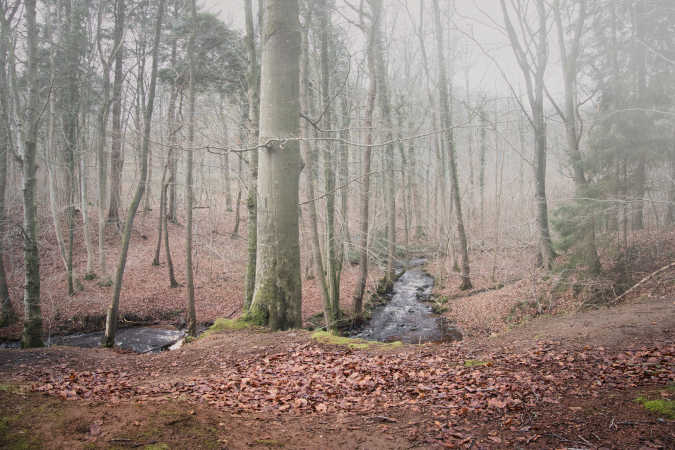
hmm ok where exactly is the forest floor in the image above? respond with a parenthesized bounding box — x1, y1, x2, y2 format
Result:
(0, 209, 674, 448)
(0, 292, 673, 449)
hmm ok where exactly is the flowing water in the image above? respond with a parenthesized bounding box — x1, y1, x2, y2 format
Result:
(0, 326, 186, 353)
(354, 260, 462, 344)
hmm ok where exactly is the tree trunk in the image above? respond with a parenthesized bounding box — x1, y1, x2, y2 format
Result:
(61, 0, 83, 296)
(299, 2, 330, 328)
(108, 0, 125, 229)
(373, 0, 396, 287)
(432, 0, 472, 290)
(95, 0, 113, 280)
(319, 0, 341, 331)
(184, 0, 197, 337)
(248, 0, 303, 330)
(553, 0, 600, 273)
(153, 161, 168, 266)
(0, 7, 16, 327)
(21, 0, 42, 348)
(243, 0, 259, 312)
(162, 174, 178, 288)
(353, 0, 380, 317)
(339, 97, 351, 247)
(103, 0, 164, 347)
(232, 154, 243, 235)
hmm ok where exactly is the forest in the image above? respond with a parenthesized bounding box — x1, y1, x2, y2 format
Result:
(0, 0, 673, 448)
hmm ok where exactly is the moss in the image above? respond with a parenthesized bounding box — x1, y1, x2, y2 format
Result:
(635, 397, 675, 419)
(463, 359, 492, 368)
(0, 384, 21, 394)
(311, 331, 402, 350)
(143, 444, 169, 450)
(199, 318, 258, 339)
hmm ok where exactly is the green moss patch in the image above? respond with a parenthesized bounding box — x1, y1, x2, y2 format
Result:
(463, 359, 492, 368)
(199, 318, 258, 339)
(635, 396, 675, 419)
(311, 331, 402, 350)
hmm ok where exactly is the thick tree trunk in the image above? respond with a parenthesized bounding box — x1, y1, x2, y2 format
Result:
(108, 0, 125, 229)
(243, 0, 259, 312)
(0, 10, 15, 326)
(103, 0, 164, 347)
(432, 0, 472, 290)
(21, 0, 42, 348)
(248, 0, 303, 330)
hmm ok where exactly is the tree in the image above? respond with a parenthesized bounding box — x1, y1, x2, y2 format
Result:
(352, 0, 380, 317)
(549, 0, 601, 273)
(103, 0, 165, 347)
(108, 0, 126, 229)
(372, 0, 396, 287)
(0, 0, 18, 328)
(242, 0, 259, 312)
(500, 0, 557, 269)
(431, 0, 472, 290)
(247, 0, 303, 330)
(21, 0, 42, 348)
(185, 0, 197, 338)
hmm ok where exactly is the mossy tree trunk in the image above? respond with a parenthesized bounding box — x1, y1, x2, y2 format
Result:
(21, 0, 42, 348)
(0, 4, 16, 327)
(247, 0, 303, 330)
(103, 0, 164, 347)
(243, 0, 259, 313)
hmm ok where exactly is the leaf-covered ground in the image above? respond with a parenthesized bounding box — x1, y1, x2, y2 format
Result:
(1, 295, 673, 449)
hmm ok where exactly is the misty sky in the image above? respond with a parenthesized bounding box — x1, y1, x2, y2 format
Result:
(201, 0, 565, 97)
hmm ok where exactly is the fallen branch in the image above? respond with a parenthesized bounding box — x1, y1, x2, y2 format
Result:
(611, 261, 675, 305)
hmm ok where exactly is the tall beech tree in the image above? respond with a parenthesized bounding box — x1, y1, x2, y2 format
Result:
(21, 0, 42, 348)
(247, 0, 303, 330)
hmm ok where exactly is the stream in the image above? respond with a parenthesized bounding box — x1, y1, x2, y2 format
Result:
(354, 259, 462, 344)
(0, 326, 187, 353)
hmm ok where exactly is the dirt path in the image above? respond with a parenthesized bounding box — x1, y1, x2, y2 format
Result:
(1, 296, 673, 449)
